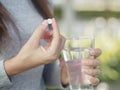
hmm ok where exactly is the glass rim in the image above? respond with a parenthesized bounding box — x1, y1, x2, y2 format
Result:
(66, 35, 95, 40)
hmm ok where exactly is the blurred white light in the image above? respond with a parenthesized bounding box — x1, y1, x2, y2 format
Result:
(94, 17, 106, 30)
(96, 82, 109, 90)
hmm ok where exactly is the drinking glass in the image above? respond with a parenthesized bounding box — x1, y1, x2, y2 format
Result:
(62, 36, 95, 90)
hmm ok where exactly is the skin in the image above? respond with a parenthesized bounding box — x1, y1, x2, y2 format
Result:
(60, 48, 102, 86)
(4, 18, 64, 75)
(4, 18, 101, 86)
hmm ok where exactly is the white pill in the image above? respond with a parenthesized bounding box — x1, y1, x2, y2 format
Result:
(47, 18, 52, 24)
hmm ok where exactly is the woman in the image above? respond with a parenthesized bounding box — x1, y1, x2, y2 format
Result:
(0, 0, 101, 90)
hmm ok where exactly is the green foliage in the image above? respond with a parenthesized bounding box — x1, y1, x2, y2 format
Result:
(95, 31, 120, 83)
(54, 7, 62, 19)
(76, 11, 120, 19)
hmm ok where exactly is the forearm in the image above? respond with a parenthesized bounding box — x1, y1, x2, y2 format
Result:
(4, 55, 40, 77)
(4, 56, 26, 76)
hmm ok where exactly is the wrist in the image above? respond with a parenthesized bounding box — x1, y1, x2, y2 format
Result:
(4, 56, 23, 76)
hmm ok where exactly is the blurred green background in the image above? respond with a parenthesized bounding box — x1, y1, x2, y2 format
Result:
(48, 0, 120, 90)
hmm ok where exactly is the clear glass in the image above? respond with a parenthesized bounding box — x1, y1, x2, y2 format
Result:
(62, 36, 95, 90)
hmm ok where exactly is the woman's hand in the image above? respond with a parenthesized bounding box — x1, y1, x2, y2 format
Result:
(5, 18, 65, 76)
(82, 48, 101, 85)
(60, 48, 101, 86)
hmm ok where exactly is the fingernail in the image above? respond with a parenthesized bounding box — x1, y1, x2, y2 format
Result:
(90, 50, 95, 55)
(52, 18, 56, 22)
(42, 20, 48, 25)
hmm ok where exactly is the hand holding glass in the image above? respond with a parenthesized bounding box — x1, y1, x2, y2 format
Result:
(62, 36, 95, 90)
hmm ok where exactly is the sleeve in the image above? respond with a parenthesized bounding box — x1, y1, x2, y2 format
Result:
(43, 60, 69, 90)
(0, 60, 12, 88)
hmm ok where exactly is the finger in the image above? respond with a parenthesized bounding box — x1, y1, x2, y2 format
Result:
(83, 68, 101, 76)
(60, 57, 66, 67)
(82, 59, 101, 67)
(90, 48, 102, 58)
(58, 35, 66, 53)
(27, 20, 48, 45)
(89, 76, 100, 85)
(58, 36, 66, 59)
(50, 18, 60, 52)
(60, 35, 66, 50)
(57, 35, 63, 53)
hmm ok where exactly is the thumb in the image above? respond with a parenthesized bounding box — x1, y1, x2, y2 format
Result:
(27, 20, 48, 46)
(60, 58, 66, 68)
